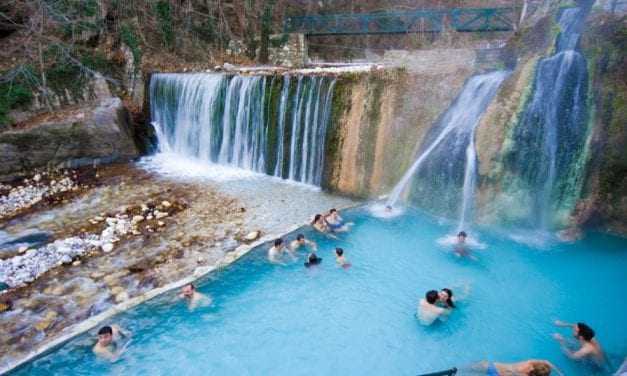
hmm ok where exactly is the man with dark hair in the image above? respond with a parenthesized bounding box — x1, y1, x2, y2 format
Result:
(417, 290, 451, 326)
(268, 238, 285, 263)
(554, 320, 605, 365)
(289, 233, 317, 254)
(93, 324, 130, 360)
(179, 283, 211, 310)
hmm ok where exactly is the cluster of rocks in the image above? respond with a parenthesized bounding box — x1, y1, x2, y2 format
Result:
(0, 236, 99, 288)
(0, 172, 78, 220)
(0, 200, 182, 289)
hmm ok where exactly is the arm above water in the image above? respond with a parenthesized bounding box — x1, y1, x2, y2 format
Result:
(112, 324, 131, 339)
(554, 320, 576, 328)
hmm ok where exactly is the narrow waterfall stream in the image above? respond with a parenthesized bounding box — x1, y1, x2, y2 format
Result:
(386, 70, 509, 228)
(504, 7, 590, 229)
(149, 73, 336, 186)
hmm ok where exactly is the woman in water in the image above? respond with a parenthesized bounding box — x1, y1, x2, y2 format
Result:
(311, 214, 336, 238)
(469, 359, 563, 375)
(438, 288, 455, 308)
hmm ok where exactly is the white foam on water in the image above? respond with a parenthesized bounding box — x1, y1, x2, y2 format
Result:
(138, 153, 264, 182)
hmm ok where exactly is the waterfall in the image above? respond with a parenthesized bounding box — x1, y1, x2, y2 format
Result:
(505, 7, 589, 229)
(386, 70, 509, 228)
(149, 73, 336, 186)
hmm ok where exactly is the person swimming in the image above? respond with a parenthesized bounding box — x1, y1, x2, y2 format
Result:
(93, 324, 131, 361)
(324, 208, 353, 232)
(469, 359, 563, 376)
(179, 283, 211, 310)
(289, 234, 317, 254)
(417, 290, 451, 326)
(268, 238, 286, 263)
(335, 247, 351, 268)
(304, 252, 322, 268)
(553, 320, 606, 367)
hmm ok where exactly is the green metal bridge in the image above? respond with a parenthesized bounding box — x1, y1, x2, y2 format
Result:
(284, 7, 518, 35)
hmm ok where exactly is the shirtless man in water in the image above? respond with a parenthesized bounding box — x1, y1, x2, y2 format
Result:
(93, 324, 131, 361)
(179, 283, 211, 310)
(417, 290, 450, 326)
(470, 359, 563, 375)
(289, 234, 317, 254)
(553, 320, 605, 366)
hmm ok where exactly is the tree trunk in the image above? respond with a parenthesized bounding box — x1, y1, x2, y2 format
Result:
(257, 0, 276, 64)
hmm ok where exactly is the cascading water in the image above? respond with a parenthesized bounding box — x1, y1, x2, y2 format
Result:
(149, 73, 336, 186)
(386, 70, 509, 229)
(503, 7, 590, 229)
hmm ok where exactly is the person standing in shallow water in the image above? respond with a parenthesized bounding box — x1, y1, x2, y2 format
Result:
(179, 283, 211, 310)
(289, 234, 317, 255)
(553, 320, 606, 367)
(454, 231, 477, 260)
(335, 247, 350, 268)
(93, 324, 131, 361)
(268, 238, 286, 263)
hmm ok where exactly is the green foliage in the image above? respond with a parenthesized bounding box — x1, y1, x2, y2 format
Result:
(270, 33, 289, 48)
(155, 0, 175, 49)
(194, 17, 216, 44)
(120, 23, 142, 69)
(0, 81, 33, 125)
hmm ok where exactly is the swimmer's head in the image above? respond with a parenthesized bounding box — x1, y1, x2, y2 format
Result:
(457, 231, 467, 243)
(439, 288, 455, 308)
(97, 326, 113, 345)
(426, 290, 439, 304)
(296, 234, 305, 243)
(529, 362, 551, 376)
(575, 322, 595, 341)
(385, 205, 392, 211)
(182, 283, 195, 298)
(308, 253, 318, 263)
(312, 214, 322, 225)
(335, 247, 344, 257)
(329, 208, 337, 213)
(274, 238, 283, 247)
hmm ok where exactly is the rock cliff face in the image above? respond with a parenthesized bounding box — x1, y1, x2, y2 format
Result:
(320, 3, 626, 235)
(0, 97, 138, 181)
(322, 49, 478, 197)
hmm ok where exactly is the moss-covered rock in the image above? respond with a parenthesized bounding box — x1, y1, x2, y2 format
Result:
(575, 12, 627, 235)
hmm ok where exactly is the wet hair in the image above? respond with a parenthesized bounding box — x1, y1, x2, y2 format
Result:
(98, 326, 113, 336)
(187, 283, 196, 291)
(305, 253, 322, 267)
(426, 290, 439, 304)
(329, 208, 337, 213)
(529, 362, 551, 376)
(335, 247, 344, 256)
(311, 214, 322, 225)
(457, 231, 467, 238)
(296, 234, 305, 241)
(274, 238, 283, 247)
(442, 288, 455, 308)
(576, 322, 595, 341)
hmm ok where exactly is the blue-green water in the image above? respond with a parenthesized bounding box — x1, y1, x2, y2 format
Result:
(13, 208, 627, 375)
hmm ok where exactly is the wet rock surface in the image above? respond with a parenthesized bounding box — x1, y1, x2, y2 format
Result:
(0, 96, 138, 182)
(0, 162, 355, 370)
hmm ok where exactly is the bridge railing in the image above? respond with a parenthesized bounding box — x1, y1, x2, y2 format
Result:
(284, 7, 517, 35)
